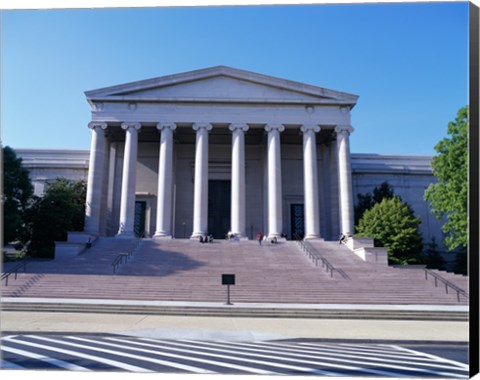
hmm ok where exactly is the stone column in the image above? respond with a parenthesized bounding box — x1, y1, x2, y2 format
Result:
(301, 124, 321, 239)
(335, 125, 355, 236)
(84, 122, 108, 235)
(191, 123, 212, 238)
(116, 122, 141, 237)
(229, 123, 249, 239)
(154, 122, 177, 238)
(265, 124, 284, 238)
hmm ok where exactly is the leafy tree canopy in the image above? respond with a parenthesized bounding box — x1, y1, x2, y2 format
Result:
(25, 178, 86, 258)
(356, 196, 424, 265)
(354, 181, 395, 227)
(424, 106, 468, 252)
(2, 146, 34, 244)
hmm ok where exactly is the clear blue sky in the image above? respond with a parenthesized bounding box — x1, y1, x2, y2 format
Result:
(1, 2, 469, 155)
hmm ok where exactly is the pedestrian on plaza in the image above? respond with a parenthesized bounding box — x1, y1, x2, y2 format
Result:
(256, 232, 263, 246)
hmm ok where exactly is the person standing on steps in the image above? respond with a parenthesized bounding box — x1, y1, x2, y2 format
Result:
(256, 232, 263, 246)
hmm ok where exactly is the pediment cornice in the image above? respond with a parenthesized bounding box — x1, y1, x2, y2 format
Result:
(85, 65, 359, 108)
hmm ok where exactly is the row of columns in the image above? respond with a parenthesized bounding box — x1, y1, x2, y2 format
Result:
(84, 122, 355, 239)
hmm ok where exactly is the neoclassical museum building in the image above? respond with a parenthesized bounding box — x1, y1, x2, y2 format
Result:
(16, 66, 444, 245)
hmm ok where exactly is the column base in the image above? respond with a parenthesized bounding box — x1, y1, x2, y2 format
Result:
(153, 232, 172, 239)
(304, 235, 322, 240)
(115, 231, 135, 238)
(190, 232, 206, 239)
(154, 235, 172, 239)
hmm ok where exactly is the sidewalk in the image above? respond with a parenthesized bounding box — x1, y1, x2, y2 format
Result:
(1, 298, 469, 342)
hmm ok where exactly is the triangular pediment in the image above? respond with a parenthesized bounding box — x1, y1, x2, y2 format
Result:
(85, 66, 358, 106)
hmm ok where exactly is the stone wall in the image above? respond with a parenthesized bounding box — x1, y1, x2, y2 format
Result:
(16, 148, 445, 247)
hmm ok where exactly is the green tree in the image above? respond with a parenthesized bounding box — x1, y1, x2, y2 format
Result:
(25, 178, 86, 258)
(424, 106, 467, 269)
(354, 181, 395, 226)
(423, 237, 446, 270)
(2, 146, 34, 244)
(356, 196, 424, 265)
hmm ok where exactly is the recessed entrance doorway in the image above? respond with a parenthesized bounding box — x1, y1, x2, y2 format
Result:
(208, 180, 231, 239)
(290, 203, 305, 240)
(134, 201, 146, 237)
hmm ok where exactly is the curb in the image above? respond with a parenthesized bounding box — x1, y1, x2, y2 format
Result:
(1, 300, 469, 321)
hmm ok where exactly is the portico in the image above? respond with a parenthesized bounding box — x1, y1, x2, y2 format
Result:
(83, 66, 358, 240)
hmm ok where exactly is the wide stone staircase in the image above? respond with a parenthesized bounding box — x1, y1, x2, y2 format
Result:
(1, 237, 469, 308)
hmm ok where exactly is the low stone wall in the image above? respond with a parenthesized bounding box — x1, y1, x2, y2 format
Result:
(345, 236, 388, 265)
(353, 247, 389, 265)
(54, 242, 85, 260)
(345, 236, 374, 251)
(54, 232, 97, 260)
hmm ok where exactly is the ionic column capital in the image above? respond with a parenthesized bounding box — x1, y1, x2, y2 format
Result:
(88, 122, 108, 130)
(334, 125, 354, 135)
(156, 122, 177, 132)
(193, 122, 213, 132)
(121, 122, 141, 131)
(265, 124, 285, 133)
(229, 123, 249, 132)
(300, 124, 321, 133)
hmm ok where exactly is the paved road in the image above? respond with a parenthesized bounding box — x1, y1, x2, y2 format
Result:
(1, 334, 469, 377)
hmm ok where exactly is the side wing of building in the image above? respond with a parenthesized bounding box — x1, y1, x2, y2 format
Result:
(15, 148, 443, 248)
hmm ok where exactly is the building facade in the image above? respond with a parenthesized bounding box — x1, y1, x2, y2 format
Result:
(15, 66, 445, 246)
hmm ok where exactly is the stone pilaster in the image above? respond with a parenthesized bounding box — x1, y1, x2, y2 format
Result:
(191, 122, 212, 238)
(229, 123, 249, 239)
(154, 122, 176, 238)
(265, 123, 285, 238)
(335, 124, 355, 236)
(84, 122, 108, 235)
(116, 122, 141, 237)
(301, 124, 321, 239)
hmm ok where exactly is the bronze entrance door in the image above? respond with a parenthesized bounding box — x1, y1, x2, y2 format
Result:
(208, 180, 231, 239)
(290, 203, 305, 240)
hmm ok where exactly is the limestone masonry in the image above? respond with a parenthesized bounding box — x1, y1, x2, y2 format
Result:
(15, 66, 444, 247)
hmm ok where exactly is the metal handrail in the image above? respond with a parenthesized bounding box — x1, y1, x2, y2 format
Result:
(424, 268, 469, 302)
(112, 235, 144, 273)
(293, 235, 345, 279)
(112, 253, 130, 273)
(1, 261, 28, 286)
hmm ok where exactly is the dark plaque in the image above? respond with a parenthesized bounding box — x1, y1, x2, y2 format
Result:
(222, 274, 235, 285)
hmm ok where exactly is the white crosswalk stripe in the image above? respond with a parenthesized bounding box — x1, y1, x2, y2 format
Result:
(1, 335, 153, 372)
(143, 338, 404, 377)
(1, 345, 91, 371)
(250, 341, 468, 371)
(26, 335, 214, 374)
(69, 335, 277, 375)
(137, 337, 344, 376)
(0, 334, 470, 377)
